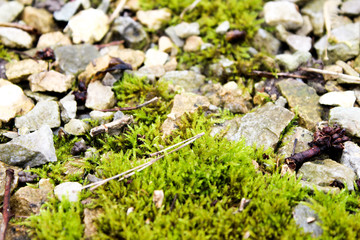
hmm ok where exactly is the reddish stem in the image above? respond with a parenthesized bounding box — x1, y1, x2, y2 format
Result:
(0, 169, 14, 240)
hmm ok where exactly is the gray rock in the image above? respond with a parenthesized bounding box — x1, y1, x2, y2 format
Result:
(0, 125, 57, 167)
(278, 127, 313, 158)
(0, 1, 24, 23)
(253, 28, 280, 55)
(340, 141, 360, 177)
(297, 159, 357, 191)
(137, 65, 166, 78)
(215, 21, 230, 34)
(97, 0, 110, 13)
(55, 44, 99, 75)
(24, 90, 57, 102)
(211, 102, 294, 150)
(314, 23, 360, 63)
(263, 1, 303, 30)
(102, 73, 118, 86)
(276, 51, 311, 72)
(286, 35, 312, 52)
(54, 182, 82, 202)
(160, 70, 205, 92)
(275, 96, 287, 107)
(301, 0, 326, 36)
(319, 91, 356, 108)
(54, 0, 82, 21)
(112, 16, 149, 49)
(85, 81, 116, 110)
(64, 119, 91, 135)
(293, 204, 323, 237)
(144, 49, 169, 67)
(15, 101, 60, 131)
(296, 15, 313, 36)
(277, 79, 322, 131)
(341, 0, 360, 15)
(174, 22, 200, 38)
(165, 26, 184, 47)
(0, 27, 33, 49)
(59, 93, 77, 123)
(329, 107, 360, 138)
(90, 110, 114, 125)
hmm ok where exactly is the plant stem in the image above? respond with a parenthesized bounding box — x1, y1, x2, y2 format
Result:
(0, 169, 14, 240)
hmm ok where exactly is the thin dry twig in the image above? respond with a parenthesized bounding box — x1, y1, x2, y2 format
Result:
(0, 22, 37, 34)
(108, 0, 127, 25)
(180, 0, 202, 19)
(251, 70, 308, 79)
(0, 169, 14, 240)
(101, 97, 159, 112)
(82, 132, 205, 190)
(90, 115, 133, 137)
(95, 40, 124, 50)
(300, 67, 360, 82)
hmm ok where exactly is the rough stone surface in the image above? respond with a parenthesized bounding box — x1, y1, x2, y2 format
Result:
(275, 51, 311, 71)
(341, 0, 360, 15)
(253, 28, 280, 55)
(0, 162, 21, 203)
(165, 26, 184, 47)
(112, 16, 148, 49)
(0, 125, 57, 167)
(293, 204, 323, 237)
(341, 141, 360, 177)
(0, 27, 33, 49)
(22, 6, 56, 33)
(136, 8, 171, 30)
(0, 79, 34, 123)
(65, 8, 109, 44)
(296, 15, 313, 36)
(159, 70, 205, 92)
(278, 127, 313, 158)
(174, 22, 200, 38)
(158, 36, 174, 53)
(319, 91, 356, 108)
(15, 101, 60, 131)
(215, 21, 230, 34)
(184, 36, 203, 52)
(106, 48, 145, 70)
(37, 31, 72, 48)
(297, 159, 357, 192)
(54, 0, 82, 21)
(24, 90, 57, 102)
(329, 107, 360, 138)
(90, 110, 114, 125)
(211, 102, 294, 150)
(54, 182, 82, 202)
(264, 1, 303, 30)
(78, 55, 113, 84)
(0, 1, 24, 23)
(5, 59, 48, 83)
(29, 70, 74, 93)
(144, 49, 168, 67)
(301, 0, 326, 36)
(55, 44, 99, 75)
(85, 81, 116, 110)
(59, 93, 77, 123)
(64, 119, 91, 135)
(277, 79, 322, 131)
(286, 35, 312, 52)
(138, 65, 166, 78)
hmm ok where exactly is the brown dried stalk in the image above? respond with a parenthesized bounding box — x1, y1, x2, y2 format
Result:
(100, 97, 159, 112)
(90, 115, 133, 137)
(300, 67, 360, 82)
(251, 70, 309, 79)
(0, 169, 14, 240)
(0, 23, 37, 34)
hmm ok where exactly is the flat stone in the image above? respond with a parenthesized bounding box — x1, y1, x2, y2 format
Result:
(215, 21, 230, 34)
(329, 107, 360, 138)
(165, 26, 184, 47)
(54, 0, 82, 21)
(275, 51, 311, 71)
(323, 65, 343, 81)
(184, 36, 203, 52)
(211, 102, 294, 150)
(54, 44, 99, 75)
(90, 110, 114, 125)
(277, 79, 321, 131)
(174, 22, 200, 38)
(286, 35, 312, 52)
(0, 79, 34, 123)
(65, 8, 109, 44)
(159, 70, 205, 92)
(293, 204, 323, 237)
(137, 65, 166, 78)
(54, 182, 82, 202)
(0, 27, 33, 49)
(278, 126, 313, 158)
(5, 59, 48, 83)
(297, 159, 357, 191)
(106, 47, 145, 70)
(158, 36, 174, 53)
(0, 162, 21, 203)
(29, 70, 74, 93)
(78, 55, 113, 84)
(37, 31, 72, 49)
(253, 28, 280, 55)
(85, 81, 116, 110)
(24, 90, 57, 102)
(319, 91, 356, 108)
(264, 1, 303, 30)
(0, 125, 57, 167)
(144, 49, 168, 67)
(0, 1, 24, 23)
(341, 141, 360, 177)
(22, 6, 56, 33)
(136, 8, 171, 30)
(341, 0, 360, 15)
(15, 101, 60, 131)
(296, 15, 313, 36)
(64, 119, 91, 135)
(301, 0, 326, 36)
(59, 93, 77, 123)
(112, 16, 148, 49)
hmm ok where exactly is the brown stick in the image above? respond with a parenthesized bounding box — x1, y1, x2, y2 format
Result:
(0, 23, 37, 34)
(100, 97, 159, 112)
(90, 115, 133, 137)
(251, 70, 308, 79)
(0, 169, 14, 240)
(95, 40, 124, 50)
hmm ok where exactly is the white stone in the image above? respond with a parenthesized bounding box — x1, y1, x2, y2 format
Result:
(64, 119, 90, 135)
(183, 36, 203, 52)
(136, 8, 171, 30)
(0, 27, 33, 49)
(329, 107, 360, 138)
(286, 35, 312, 52)
(215, 21, 230, 34)
(5, 59, 48, 83)
(174, 22, 200, 38)
(29, 70, 74, 93)
(158, 36, 173, 53)
(37, 31, 72, 48)
(0, 1, 24, 23)
(85, 81, 116, 110)
(59, 93, 77, 123)
(264, 1, 303, 30)
(54, 182, 82, 202)
(65, 8, 109, 44)
(90, 110, 114, 124)
(144, 49, 169, 67)
(341, 141, 360, 177)
(319, 91, 356, 108)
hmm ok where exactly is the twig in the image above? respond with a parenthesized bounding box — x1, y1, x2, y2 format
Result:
(299, 67, 360, 82)
(95, 40, 124, 50)
(108, 0, 127, 25)
(100, 97, 159, 112)
(0, 23, 37, 34)
(180, 0, 202, 19)
(251, 70, 308, 79)
(0, 169, 14, 240)
(81, 132, 205, 190)
(90, 115, 133, 137)
(170, 193, 178, 212)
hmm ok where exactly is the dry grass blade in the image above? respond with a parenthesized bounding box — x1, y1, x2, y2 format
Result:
(108, 0, 127, 24)
(180, 0, 202, 19)
(300, 67, 360, 82)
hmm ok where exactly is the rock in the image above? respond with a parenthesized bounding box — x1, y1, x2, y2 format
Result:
(85, 81, 116, 110)
(98, 0, 110, 12)
(10, 179, 54, 216)
(253, 28, 280, 55)
(161, 92, 210, 136)
(275, 51, 311, 71)
(263, 1, 303, 30)
(297, 159, 357, 192)
(5, 59, 47, 83)
(59, 93, 77, 123)
(37, 31, 72, 48)
(78, 55, 113, 84)
(340, 0, 360, 15)
(22, 6, 56, 33)
(112, 16, 148, 49)
(319, 91, 356, 108)
(184, 36, 203, 52)
(65, 8, 109, 44)
(340, 141, 360, 177)
(275, 24, 291, 42)
(296, 15, 313, 36)
(137, 65, 166, 78)
(211, 102, 294, 150)
(136, 8, 171, 30)
(174, 22, 200, 38)
(164, 57, 177, 72)
(159, 70, 205, 92)
(0, 79, 34, 123)
(329, 107, 360, 138)
(24, 90, 57, 102)
(54, 44, 99, 75)
(144, 49, 168, 67)
(106, 48, 145, 70)
(153, 190, 164, 208)
(28, 70, 74, 93)
(301, 0, 326, 36)
(54, 182, 82, 202)
(0, 125, 57, 167)
(0, 162, 21, 202)
(64, 119, 91, 135)
(158, 36, 174, 53)
(90, 110, 114, 125)
(323, 64, 343, 81)
(293, 204, 323, 237)
(54, 0, 82, 21)
(15, 101, 60, 131)
(215, 21, 230, 34)
(314, 23, 360, 63)
(286, 35, 312, 52)
(275, 96, 287, 107)
(165, 26, 184, 47)
(277, 79, 322, 131)
(336, 60, 359, 77)
(0, 27, 33, 49)
(102, 72, 118, 86)
(0, 1, 24, 23)
(64, 159, 85, 176)
(278, 127, 313, 158)
(84, 208, 103, 239)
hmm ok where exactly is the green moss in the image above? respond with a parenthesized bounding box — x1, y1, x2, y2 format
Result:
(0, 44, 18, 62)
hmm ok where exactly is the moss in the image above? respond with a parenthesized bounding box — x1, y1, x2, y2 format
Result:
(0, 44, 18, 62)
